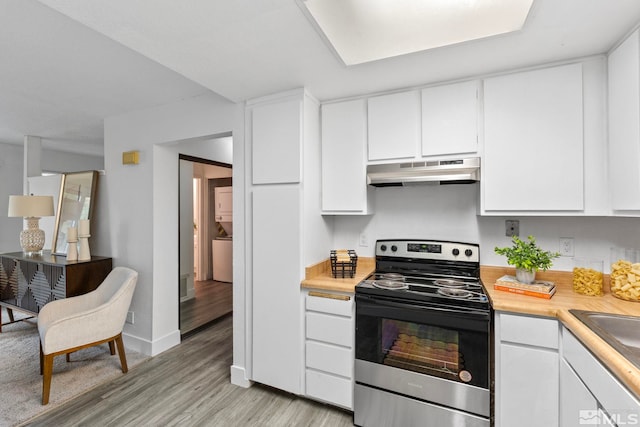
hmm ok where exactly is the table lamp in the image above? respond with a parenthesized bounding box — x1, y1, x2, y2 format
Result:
(8, 195, 55, 255)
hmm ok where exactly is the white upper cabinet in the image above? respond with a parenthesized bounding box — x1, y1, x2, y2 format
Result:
(367, 90, 421, 161)
(421, 80, 479, 157)
(482, 63, 584, 213)
(609, 29, 640, 212)
(321, 99, 373, 214)
(251, 98, 301, 184)
(214, 186, 232, 222)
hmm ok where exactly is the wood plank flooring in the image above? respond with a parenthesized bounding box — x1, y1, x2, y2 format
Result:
(180, 280, 233, 335)
(25, 315, 354, 426)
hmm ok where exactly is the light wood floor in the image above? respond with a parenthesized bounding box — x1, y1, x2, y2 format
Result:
(180, 279, 233, 335)
(25, 315, 354, 426)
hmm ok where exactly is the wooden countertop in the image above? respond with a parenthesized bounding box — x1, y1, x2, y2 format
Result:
(482, 265, 640, 399)
(301, 257, 375, 293)
(301, 261, 640, 398)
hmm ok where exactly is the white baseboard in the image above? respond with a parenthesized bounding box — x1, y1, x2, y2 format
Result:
(123, 329, 181, 357)
(230, 365, 252, 388)
(180, 288, 196, 303)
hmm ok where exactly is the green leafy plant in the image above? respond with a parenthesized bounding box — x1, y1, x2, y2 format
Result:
(494, 235, 560, 272)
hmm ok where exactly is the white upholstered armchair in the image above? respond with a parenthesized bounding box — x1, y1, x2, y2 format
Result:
(37, 266, 138, 405)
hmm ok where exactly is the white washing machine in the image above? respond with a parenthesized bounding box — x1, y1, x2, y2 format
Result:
(212, 237, 232, 282)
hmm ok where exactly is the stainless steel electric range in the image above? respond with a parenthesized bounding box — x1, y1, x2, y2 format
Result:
(354, 239, 492, 427)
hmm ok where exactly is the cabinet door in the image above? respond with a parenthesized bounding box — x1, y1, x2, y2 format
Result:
(563, 328, 640, 423)
(609, 29, 640, 211)
(560, 359, 598, 426)
(367, 90, 421, 161)
(252, 186, 302, 394)
(214, 186, 232, 221)
(498, 343, 559, 427)
(483, 63, 584, 212)
(321, 100, 372, 213)
(422, 80, 479, 157)
(252, 98, 301, 184)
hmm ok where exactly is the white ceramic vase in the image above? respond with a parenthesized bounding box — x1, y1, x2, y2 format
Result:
(516, 268, 536, 284)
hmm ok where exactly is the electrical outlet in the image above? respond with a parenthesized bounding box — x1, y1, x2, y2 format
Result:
(359, 233, 369, 247)
(559, 237, 574, 257)
(505, 220, 519, 237)
(126, 311, 134, 324)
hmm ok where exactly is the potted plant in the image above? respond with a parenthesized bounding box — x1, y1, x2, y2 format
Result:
(494, 235, 560, 284)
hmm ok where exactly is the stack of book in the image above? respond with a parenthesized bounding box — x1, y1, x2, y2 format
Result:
(494, 275, 556, 299)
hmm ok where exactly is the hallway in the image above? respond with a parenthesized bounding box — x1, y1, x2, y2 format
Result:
(180, 279, 232, 335)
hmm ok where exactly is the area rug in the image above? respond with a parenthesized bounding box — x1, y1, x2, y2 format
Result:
(0, 308, 149, 427)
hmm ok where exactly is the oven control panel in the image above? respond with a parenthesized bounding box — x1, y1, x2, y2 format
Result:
(376, 240, 479, 263)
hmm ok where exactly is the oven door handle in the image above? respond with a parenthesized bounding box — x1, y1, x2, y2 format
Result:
(356, 294, 490, 331)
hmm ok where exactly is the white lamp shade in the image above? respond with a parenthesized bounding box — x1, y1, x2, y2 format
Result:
(8, 195, 55, 218)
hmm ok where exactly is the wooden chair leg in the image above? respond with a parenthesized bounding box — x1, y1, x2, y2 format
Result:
(115, 334, 128, 373)
(42, 354, 54, 405)
(66, 353, 71, 362)
(108, 340, 116, 355)
(39, 342, 44, 375)
(7, 308, 14, 322)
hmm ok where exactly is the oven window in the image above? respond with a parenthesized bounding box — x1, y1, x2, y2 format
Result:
(356, 295, 489, 388)
(382, 319, 461, 381)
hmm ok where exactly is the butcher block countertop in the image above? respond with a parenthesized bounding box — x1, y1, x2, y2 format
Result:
(482, 265, 640, 399)
(301, 257, 375, 293)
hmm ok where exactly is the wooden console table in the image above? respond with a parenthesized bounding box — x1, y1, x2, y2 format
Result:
(0, 251, 112, 332)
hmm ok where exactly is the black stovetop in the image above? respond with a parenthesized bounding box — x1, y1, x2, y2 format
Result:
(355, 239, 490, 311)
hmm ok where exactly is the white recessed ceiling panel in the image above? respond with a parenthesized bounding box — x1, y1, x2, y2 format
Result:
(301, 0, 534, 65)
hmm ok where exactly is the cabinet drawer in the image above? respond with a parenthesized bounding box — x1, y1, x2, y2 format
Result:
(306, 369, 353, 409)
(306, 312, 353, 347)
(305, 291, 353, 317)
(306, 340, 353, 378)
(563, 328, 640, 416)
(499, 312, 559, 349)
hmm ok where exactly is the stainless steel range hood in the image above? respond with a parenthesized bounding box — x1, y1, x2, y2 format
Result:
(367, 157, 480, 187)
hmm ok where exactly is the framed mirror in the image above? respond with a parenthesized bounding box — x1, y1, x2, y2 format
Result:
(52, 171, 99, 255)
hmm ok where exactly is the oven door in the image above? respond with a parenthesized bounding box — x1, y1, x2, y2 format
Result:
(355, 293, 491, 418)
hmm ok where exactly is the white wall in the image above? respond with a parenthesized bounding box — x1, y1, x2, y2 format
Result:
(0, 143, 25, 252)
(479, 216, 640, 273)
(42, 149, 104, 173)
(332, 184, 640, 274)
(101, 92, 242, 359)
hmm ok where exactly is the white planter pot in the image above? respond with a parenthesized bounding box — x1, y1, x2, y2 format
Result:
(516, 268, 536, 284)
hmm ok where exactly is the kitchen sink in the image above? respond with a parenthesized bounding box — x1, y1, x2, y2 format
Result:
(570, 309, 640, 369)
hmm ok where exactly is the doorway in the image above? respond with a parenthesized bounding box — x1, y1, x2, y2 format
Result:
(179, 154, 233, 336)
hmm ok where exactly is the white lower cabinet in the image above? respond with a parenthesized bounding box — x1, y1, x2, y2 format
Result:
(562, 327, 640, 426)
(560, 358, 598, 426)
(303, 290, 354, 410)
(495, 312, 559, 427)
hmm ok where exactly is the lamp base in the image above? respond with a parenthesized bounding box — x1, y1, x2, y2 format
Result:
(20, 217, 45, 256)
